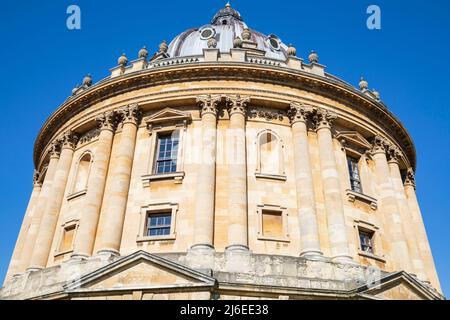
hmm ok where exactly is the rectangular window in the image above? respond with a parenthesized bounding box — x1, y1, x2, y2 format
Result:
(359, 229, 375, 254)
(262, 210, 283, 238)
(59, 225, 76, 253)
(347, 156, 363, 193)
(155, 132, 179, 174)
(146, 212, 172, 237)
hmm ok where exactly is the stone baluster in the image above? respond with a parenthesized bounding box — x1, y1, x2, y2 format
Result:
(28, 131, 78, 271)
(71, 111, 118, 259)
(404, 169, 442, 291)
(371, 135, 412, 272)
(191, 95, 221, 253)
(288, 103, 324, 260)
(314, 108, 354, 264)
(225, 95, 250, 253)
(96, 104, 141, 256)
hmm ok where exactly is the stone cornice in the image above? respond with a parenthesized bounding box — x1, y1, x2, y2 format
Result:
(33, 62, 417, 169)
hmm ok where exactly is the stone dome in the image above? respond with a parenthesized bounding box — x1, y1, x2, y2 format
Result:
(167, 3, 289, 60)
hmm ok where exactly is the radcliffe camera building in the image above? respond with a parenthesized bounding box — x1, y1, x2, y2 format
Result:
(1, 4, 443, 300)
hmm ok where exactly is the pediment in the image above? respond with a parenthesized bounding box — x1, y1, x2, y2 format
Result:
(64, 251, 216, 293)
(145, 108, 192, 125)
(336, 131, 372, 151)
(357, 271, 443, 300)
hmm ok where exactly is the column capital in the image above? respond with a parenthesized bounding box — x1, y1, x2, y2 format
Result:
(118, 104, 141, 126)
(287, 102, 314, 124)
(49, 140, 61, 159)
(61, 130, 79, 150)
(96, 111, 118, 132)
(33, 170, 42, 188)
(226, 94, 251, 117)
(404, 167, 416, 188)
(387, 145, 401, 164)
(370, 134, 389, 155)
(313, 107, 337, 131)
(197, 94, 222, 117)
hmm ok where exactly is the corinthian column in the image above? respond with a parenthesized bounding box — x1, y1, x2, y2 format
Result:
(72, 111, 118, 259)
(20, 143, 60, 271)
(314, 108, 353, 264)
(191, 95, 221, 252)
(225, 95, 250, 253)
(371, 135, 412, 272)
(387, 147, 426, 279)
(288, 103, 323, 260)
(5, 171, 42, 279)
(28, 131, 78, 271)
(404, 169, 441, 291)
(97, 104, 141, 256)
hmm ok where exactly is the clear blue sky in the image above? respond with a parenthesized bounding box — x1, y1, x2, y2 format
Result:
(0, 0, 449, 296)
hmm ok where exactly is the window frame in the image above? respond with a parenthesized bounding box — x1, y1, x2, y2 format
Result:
(347, 155, 363, 194)
(255, 129, 286, 181)
(353, 220, 385, 263)
(256, 204, 290, 242)
(54, 219, 79, 257)
(137, 203, 178, 242)
(153, 131, 180, 175)
(68, 151, 93, 200)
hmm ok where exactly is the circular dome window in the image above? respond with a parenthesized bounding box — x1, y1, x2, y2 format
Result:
(267, 35, 281, 51)
(200, 27, 216, 40)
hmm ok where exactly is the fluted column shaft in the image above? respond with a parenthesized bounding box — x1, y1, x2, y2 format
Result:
(20, 151, 60, 271)
(29, 132, 78, 270)
(5, 176, 42, 279)
(226, 95, 250, 252)
(371, 136, 412, 272)
(315, 109, 353, 263)
(72, 112, 117, 258)
(387, 152, 425, 279)
(97, 105, 140, 256)
(192, 96, 220, 249)
(404, 170, 441, 291)
(288, 104, 323, 259)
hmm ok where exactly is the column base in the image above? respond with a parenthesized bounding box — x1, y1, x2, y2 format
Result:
(225, 244, 249, 252)
(332, 255, 358, 265)
(26, 267, 43, 273)
(70, 253, 90, 260)
(225, 245, 251, 273)
(96, 248, 120, 261)
(300, 250, 328, 261)
(186, 244, 215, 270)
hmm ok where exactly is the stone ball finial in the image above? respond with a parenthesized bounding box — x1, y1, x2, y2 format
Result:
(159, 40, 168, 53)
(241, 28, 251, 41)
(308, 50, 319, 63)
(359, 77, 369, 91)
(233, 37, 243, 48)
(372, 89, 380, 100)
(287, 44, 297, 57)
(82, 74, 92, 87)
(138, 46, 148, 59)
(72, 85, 79, 96)
(207, 38, 218, 48)
(118, 53, 128, 67)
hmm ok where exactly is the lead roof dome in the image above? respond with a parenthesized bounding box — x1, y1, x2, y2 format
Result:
(167, 3, 289, 60)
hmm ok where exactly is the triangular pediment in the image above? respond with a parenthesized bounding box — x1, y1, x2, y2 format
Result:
(145, 108, 192, 125)
(64, 251, 216, 293)
(336, 131, 372, 150)
(357, 271, 443, 300)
